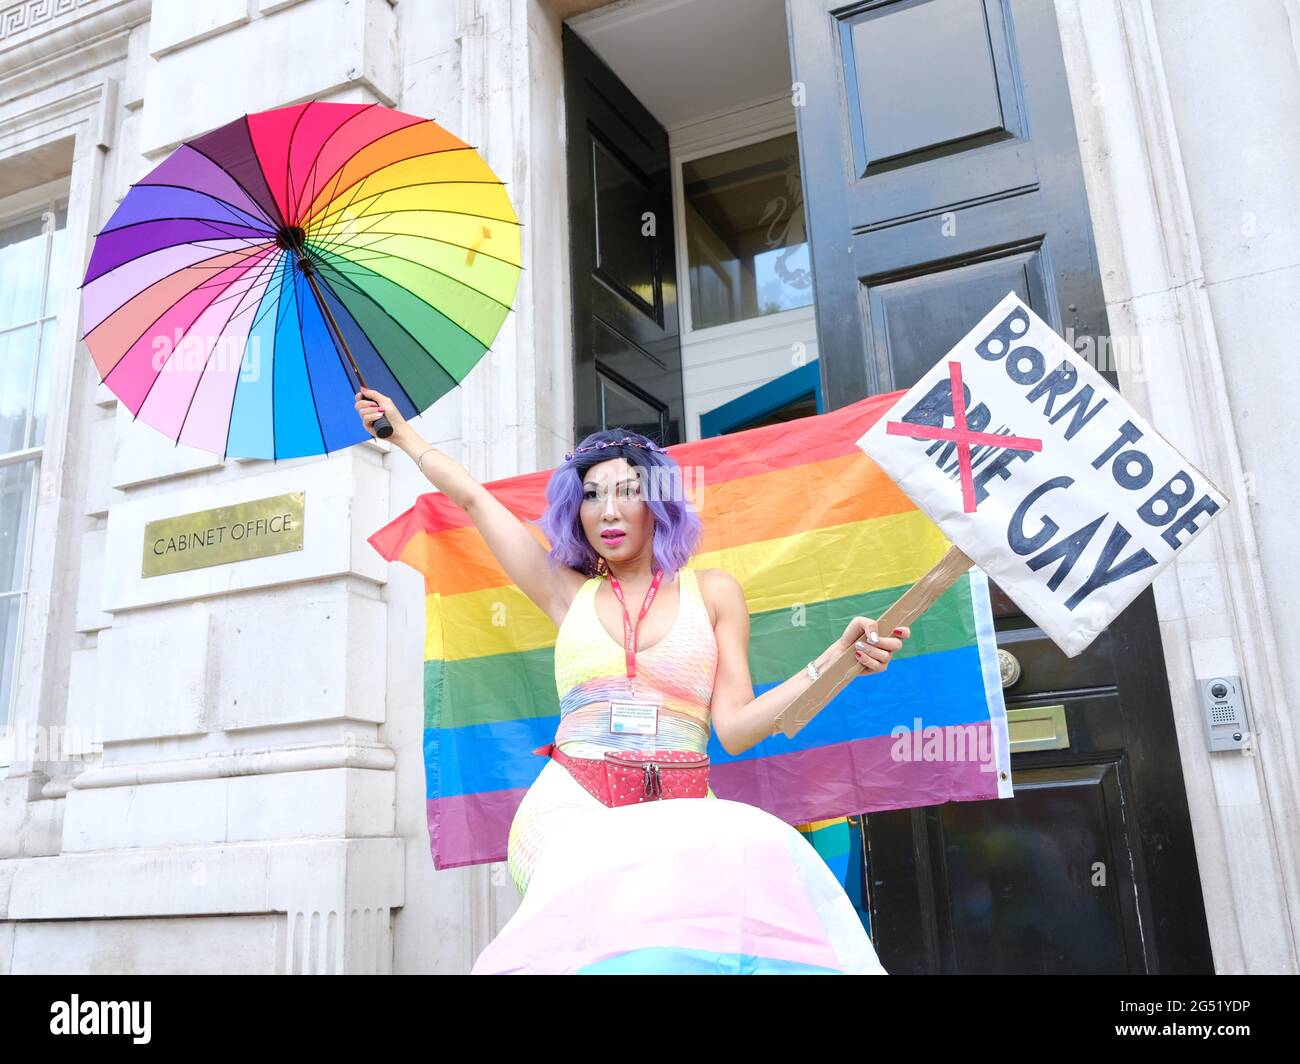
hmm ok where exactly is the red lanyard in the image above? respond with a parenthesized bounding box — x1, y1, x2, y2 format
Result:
(606, 569, 665, 686)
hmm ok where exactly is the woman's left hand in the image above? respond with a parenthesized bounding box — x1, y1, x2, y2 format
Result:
(837, 616, 910, 675)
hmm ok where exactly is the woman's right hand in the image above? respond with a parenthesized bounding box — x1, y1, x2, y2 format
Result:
(835, 615, 908, 675)
(354, 388, 409, 441)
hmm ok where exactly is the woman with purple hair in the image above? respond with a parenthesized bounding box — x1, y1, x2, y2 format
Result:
(356, 388, 907, 974)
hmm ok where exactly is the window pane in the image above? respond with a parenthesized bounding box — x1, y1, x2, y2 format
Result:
(0, 594, 20, 732)
(43, 203, 69, 316)
(32, 320, 55, 449)
(733, 393, 818, 432)
(0, 324, 37, 453)
(682, 132, 813, 330)
(0, 214, 47, 332)
(0, 461, 34, 593)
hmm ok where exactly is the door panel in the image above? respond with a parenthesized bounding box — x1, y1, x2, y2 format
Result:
(864, 247, 1050, 391)
(788, 0, 1213, 972)
(838, 0, 1030, 197)
(928, 761, 1147, 974)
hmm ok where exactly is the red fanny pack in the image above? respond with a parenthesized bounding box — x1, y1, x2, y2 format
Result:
(532, 743, 709, 807)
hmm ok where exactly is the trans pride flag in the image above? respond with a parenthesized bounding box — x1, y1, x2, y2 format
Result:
(368, 392, 1013, 870)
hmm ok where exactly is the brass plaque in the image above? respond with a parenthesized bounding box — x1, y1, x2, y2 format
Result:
(143, 492, 304, 577)
(1006, 704, 1070, 753)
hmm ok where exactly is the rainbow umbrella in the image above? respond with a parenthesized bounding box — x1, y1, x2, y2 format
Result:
(79, 101, 521, 458)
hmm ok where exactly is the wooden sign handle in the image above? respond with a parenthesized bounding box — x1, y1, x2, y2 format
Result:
(771, 545, 975, 739)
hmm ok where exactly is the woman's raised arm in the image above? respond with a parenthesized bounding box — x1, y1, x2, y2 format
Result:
(356, 388, 582, 626)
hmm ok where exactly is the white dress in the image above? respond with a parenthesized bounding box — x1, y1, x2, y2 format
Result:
(471, 567, 888, 975)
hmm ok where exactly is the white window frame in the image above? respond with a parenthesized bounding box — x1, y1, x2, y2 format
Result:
(0, 177, 69, 766)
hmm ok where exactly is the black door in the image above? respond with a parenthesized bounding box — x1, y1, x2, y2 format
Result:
(787, 0, 1213, 972)
(562, 25, 685, 446)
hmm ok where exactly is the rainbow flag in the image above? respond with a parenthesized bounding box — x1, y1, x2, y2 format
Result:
(795, 816, 873, 937)
(368, 392, 1012, 870)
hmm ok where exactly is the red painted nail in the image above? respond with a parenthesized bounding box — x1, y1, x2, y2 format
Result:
(893, 628, 904, 635)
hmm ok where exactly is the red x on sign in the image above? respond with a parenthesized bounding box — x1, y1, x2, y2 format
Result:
(884, 361, 1043, 513)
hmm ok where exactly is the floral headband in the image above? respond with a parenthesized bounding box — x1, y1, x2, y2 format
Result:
(563, 436, 668, 463)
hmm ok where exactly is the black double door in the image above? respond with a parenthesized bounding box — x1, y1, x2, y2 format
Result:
(562, 0, 1213, 973)
(787, 0, 1211, 973)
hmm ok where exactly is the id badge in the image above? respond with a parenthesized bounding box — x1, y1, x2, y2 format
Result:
(608, 698, 660, 736)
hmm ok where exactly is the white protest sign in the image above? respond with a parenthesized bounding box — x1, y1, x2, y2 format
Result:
(857, 291, 1229, 657)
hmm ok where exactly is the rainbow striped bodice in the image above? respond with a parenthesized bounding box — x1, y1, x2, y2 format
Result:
(552, 566, 718, 757)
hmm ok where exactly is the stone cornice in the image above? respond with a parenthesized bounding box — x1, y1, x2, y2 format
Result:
(0, 0, 148, 80)
(71, 740, 399, 789)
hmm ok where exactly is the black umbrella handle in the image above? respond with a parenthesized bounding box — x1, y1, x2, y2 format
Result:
(359, 386, 393, 439)
(358, 383, 393, 439)
(300, 259, 394, 440)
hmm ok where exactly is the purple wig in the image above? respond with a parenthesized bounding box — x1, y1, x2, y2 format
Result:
(536, 427, 702, 581)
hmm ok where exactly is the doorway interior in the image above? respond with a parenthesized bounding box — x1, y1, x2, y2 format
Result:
(567, 0, 821, 442)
